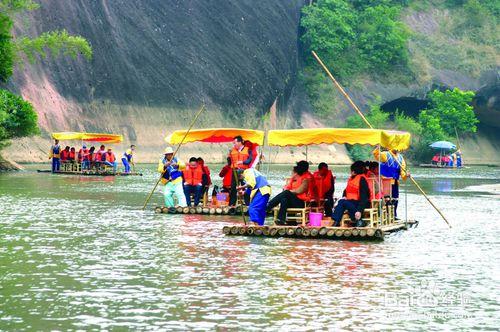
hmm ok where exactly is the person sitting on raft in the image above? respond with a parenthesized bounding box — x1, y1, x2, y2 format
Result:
(219, 157, 232, 193)
(313, 162, 336, 216)
(122, 145, 136, 173)
(94, 145, 106, 168)
(237, 168, 271, 226)
(60, 146, 70, 163)
(49, 139, 61, 173)
(267, 160, 315, 226)
(103, 148, 117, 172)
(88, 146, 96, 169)
(331, 161, 371, 227)
(366, 161, 383, 200)
(78, 145, 90, 170)
(197, 157, 211, 201)
(183, 157, 204, 206)
(159, 147, 186, 208)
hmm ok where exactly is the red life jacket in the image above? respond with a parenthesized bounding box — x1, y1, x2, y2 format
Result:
(345, 174, 369, 201)
(183, 165, 203, 185)
(78, 148, 89, 161)
(60, 150, 70, 161)
(244, 141, 259, 167)
(287, 172, 315, 202)
(220, 165, 232, 188)
(106, 152, 116, 163)
(313, 170, 334, 199)
(229, 146, 249, 169)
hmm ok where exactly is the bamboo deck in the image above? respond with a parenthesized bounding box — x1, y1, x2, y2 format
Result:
(222, 220, 417, 241)
(37, 170, 143, 176)
(154, 205, 247, 215)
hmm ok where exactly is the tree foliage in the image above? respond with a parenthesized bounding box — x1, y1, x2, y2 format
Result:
(0, 13, 14, 82)
(0, 89, 39, 145)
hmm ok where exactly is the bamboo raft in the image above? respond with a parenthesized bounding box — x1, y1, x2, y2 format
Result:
(154, 205, 248, 215)
(37, 170, 143, 176)
(222, 220, 418, 241)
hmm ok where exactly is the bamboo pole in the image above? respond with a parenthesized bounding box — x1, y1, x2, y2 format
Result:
(142, 104, 206, 210)
(233, 168, 247, 225)
(312, 51, 452, 229)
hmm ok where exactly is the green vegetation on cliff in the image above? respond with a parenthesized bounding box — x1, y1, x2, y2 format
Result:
(0, 0, 92, 149)
(300, 0, 498, 119)
(345, 87, 478, 161)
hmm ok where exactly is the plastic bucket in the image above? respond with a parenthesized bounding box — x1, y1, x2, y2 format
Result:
(309, 212, 323, 226)
(216, 193, 228, 202)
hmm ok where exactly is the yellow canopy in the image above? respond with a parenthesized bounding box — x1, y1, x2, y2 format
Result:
(166, 128, 265, 146)
(51, 132, 123, 143)
(267, 128, 411, 151)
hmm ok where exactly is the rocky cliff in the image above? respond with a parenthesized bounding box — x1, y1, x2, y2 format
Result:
(1, 0, 498, 165)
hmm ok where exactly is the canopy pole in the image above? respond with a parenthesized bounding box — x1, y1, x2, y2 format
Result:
(312, 51, 452, 228)
(377, 144, 383, 223)
(142, 104, 206, 210)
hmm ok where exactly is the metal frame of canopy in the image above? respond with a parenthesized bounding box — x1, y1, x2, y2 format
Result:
(266, 127, 412, 224)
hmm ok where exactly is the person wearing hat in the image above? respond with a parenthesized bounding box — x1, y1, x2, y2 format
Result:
(157, 147, 187, 207)
(48, 139, 61, 173)
(331, 161, 371, 227)
(373, 148, 407, 218)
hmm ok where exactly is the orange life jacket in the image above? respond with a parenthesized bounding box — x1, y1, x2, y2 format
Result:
(229, 146, 249, 169)
(183, 165, 203, 185)
(313, 170, 333, 199)
(60, 150, 70, 161)
(106, 152, 116, 163)
(345, 174, 369, 201)
(287, 172, 315, 202)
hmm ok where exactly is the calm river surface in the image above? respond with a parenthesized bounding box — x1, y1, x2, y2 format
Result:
(1, 164, 499, 331)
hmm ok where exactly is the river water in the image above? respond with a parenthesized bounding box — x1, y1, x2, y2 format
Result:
(0, 164, 499, 331)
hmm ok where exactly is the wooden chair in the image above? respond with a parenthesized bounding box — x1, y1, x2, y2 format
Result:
(272, 206, 311, 226)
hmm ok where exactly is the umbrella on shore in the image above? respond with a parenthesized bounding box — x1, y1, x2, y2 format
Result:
(429, 141, 456, 150)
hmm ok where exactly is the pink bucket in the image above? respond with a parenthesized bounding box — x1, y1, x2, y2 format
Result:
(309, 212, 323, 227)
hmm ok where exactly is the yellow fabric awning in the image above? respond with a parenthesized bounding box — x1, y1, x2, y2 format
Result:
(166, 128, 265, 146)
(267, 128, 411, 151)
(51, 132, 123, 143)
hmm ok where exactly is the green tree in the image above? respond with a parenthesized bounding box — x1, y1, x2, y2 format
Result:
(0, 89, 39, 147)
(301, 0, 358, 78)
(357, 5, 409, 73)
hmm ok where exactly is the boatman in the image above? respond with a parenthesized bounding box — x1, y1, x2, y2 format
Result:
(455, 149, 462, 168)
(237, 168, 271, 226)
(373, 148, 408, 218)
(122, 145, 136, 173)
(158, 147, 187, 208)
(228, 135, 253, 206)
(49, 139, 61, 173)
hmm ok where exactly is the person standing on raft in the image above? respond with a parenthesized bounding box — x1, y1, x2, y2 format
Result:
(158, 147, 187, 208)
(331, 161, 371, 227)
(228, 135, 253, 206)
(237, 168, 271, 226)
(122, 145, 136, 173)
(373, 148, 407, 218)
(49, 139, 61, 173)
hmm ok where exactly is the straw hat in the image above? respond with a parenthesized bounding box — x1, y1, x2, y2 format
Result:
(164, 147, 174, 154)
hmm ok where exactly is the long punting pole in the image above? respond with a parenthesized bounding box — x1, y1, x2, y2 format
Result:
(142, 104, 206, 210)
(312, 51, 452, 228)
(233, 168, 247, 225)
